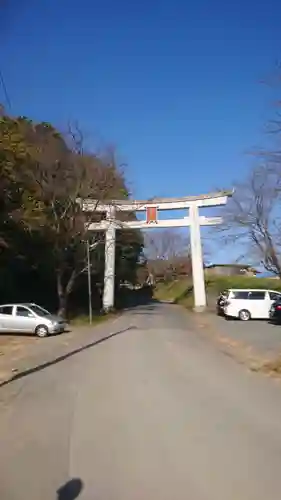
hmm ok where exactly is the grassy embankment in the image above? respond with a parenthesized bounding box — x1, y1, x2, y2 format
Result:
(154, 276, 281, 310)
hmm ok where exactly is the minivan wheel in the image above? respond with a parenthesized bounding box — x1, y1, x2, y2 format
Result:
(239, 309, 251, 321)
(35, 325, 49, 338)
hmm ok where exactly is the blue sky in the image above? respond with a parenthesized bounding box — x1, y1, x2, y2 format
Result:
(2, 0, 281, 261)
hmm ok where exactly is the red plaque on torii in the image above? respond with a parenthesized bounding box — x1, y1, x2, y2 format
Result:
(146, 206, 158, 224)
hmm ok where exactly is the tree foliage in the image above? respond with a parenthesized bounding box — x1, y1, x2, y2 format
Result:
(0, 111, 143, 315)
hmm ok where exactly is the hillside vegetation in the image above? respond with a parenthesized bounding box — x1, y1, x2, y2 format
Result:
(154, 276, 281, 310)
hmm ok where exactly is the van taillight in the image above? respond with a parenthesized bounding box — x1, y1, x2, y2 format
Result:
(276, 305, 281, 310)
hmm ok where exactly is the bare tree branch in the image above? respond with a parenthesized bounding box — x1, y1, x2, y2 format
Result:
(217, 164, 281, 276)
(144, 229, 191, 282)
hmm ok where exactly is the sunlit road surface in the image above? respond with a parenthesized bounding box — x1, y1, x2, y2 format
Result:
(1, 302, 281, 500)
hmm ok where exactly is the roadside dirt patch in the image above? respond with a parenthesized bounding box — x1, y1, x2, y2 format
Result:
(0, 335, 37, 359)
(0, 336, 39, 383)
(0, 330, 90, 385)
(0, 317, 119, 386)
(252, 356, 281, 378)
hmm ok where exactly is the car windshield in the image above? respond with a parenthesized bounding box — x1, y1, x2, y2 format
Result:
(28, 304, 51, 317)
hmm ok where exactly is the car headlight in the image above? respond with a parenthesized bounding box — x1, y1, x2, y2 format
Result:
(47, 320, 57, 327)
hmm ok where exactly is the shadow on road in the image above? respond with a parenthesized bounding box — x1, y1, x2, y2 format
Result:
(0, 326, 136, 389)
(57, 478, 83, 500)
(122, 299, 162, 313)
(115, 284, 157, 310)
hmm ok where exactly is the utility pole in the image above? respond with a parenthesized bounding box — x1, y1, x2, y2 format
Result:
(86, 240, 92, 325)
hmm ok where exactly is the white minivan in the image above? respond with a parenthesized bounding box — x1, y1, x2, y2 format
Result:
(223, 289, 281, 321)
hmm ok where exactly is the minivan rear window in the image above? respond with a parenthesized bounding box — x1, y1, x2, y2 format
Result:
(248, 291, 265, 300)
(232, 291, 249, 299)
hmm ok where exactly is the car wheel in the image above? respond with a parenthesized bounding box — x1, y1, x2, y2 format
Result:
(239, 309, 251, 321)
(35, 325, 49, 338)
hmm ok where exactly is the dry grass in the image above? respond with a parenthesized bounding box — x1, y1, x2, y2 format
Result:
(69, 313, 115, 326)
(256, 356, 281, 376)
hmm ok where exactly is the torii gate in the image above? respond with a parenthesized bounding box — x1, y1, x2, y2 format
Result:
(81, 190, 232, 312)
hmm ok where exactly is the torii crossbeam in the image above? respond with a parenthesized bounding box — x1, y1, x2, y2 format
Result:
(81, 190, 232, 312)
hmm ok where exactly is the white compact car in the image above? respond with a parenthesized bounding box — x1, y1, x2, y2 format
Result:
(223, 289, 281, 321)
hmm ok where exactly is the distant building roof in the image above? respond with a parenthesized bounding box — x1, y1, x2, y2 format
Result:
(205, 263, 259, 272)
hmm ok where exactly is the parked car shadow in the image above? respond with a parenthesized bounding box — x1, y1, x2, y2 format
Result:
(57, 478, 83, 500)
(268, 319, 281, 326)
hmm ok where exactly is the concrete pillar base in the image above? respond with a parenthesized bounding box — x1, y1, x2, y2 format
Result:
(103, 306, 114, 314)
(193, 305, 206, 313)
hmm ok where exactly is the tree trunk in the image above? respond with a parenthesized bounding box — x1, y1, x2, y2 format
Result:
(57, 271, 67, 317)
(58, 296, 67, 318)
(56, 268, 77, 318)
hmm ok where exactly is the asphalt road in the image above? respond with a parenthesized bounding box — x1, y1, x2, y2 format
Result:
(1, 302, 281, 500)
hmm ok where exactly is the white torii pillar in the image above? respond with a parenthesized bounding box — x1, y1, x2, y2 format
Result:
(189, 203, 206, 311)
(103, 206, 116, 312)
(82, 191, 232, 313)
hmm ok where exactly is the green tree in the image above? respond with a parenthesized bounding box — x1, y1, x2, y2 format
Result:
(0, 113, 143, 315)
